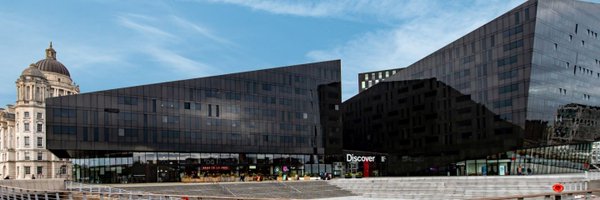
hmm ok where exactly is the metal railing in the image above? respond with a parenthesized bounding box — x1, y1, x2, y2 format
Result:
(3, 183, 279, 200)
(585, 171, 600, 181)
(0, 185, 69, 200)
(472, 188, 600, 200)
(65, 181, 146, 194)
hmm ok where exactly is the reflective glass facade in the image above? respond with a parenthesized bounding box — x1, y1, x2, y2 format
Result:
(71, 153, 330, 183)
(346, 0, 599, 175)
(46, 60, 342, 183)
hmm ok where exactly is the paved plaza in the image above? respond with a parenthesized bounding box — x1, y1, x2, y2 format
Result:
(111, 180, 356, 199)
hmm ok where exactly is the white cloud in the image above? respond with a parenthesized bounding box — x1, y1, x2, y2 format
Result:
(170, 15, 235, 46)
(208, 0, 441, 23)
(144, 46, 219, 76)
(118, 16, 175, 39)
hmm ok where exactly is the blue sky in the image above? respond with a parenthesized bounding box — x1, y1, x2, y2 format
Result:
(0, 0, 597, 105)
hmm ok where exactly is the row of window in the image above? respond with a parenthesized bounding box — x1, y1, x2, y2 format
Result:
(21, 136, 44, 148)
(21, 112, 43, 119)
(503, 39, 524, 51)
(498, 69, 519, 80)
(19, 151, 44, 161)
(20, 166, 44, 176)
(493, 99, 513, 108)
(21, 122, 44, 133)
(363, 70, 398, 81)
(70, 126, 313, 146)
(498, 83, 519, 94)
(497, 55, 518, 67)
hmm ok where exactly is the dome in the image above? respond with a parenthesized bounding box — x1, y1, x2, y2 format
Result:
(34, 42, 71, 77)
(21, 64, 46, 78)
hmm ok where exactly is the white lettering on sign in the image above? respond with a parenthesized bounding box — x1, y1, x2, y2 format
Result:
(346, 154, 376, 162)
(381, 156, 386, 162)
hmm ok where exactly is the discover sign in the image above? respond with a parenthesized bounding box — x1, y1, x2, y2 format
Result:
(346, 154, 376, 162)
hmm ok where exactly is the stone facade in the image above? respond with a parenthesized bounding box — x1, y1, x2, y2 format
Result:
(0, 43, 79, 179)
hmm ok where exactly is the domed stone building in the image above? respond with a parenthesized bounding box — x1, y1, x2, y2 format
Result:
(0, 43, 79, 179)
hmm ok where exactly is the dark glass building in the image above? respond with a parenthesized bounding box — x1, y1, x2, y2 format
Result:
(345, 0, 599, 175)
(45, 60, 342, 183)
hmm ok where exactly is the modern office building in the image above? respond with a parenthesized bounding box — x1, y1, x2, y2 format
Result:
(346, 0, 600, 175)
(36, 0, 600, 181)
(0, 43, 77, 180)
(358, 68, 402, 92)
(44, 60, 342, 183)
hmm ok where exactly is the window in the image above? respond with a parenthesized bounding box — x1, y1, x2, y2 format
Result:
(559, 88, 567, 95)
(52, 108, 76, 118)
(37, 124, 42, 132)
(151, 99, 157, 112)
(184, 102, 191, 110)
(499, 83, 519, 94)
(493, 99, 513, 108)
(503, 39, 524, 51)
(195, 103, 202, 110)
(216, 105, 220, 117)
(59, 165, 67, 175)
(37, 152, 43, 161)
(208, 104, 212, 117)
(37, 166, 43, 175)
(262, 84, 272, 91)
(24, 152, 30, 160)
(24, 123, 30, 132)
(24, 136, 30, 147)
(24, 166, 31, 175)
(24, 112, 30, 118)
(37, 137, 43, 148)
(497, 55, 518, 67)
(502, 25, 523, 37)
(118, 96, 138, 105)
(498, 69, 518, 80)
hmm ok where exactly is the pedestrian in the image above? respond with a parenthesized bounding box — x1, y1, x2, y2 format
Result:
(527, 168, 532, 175)
(32, 174, 36, 179)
